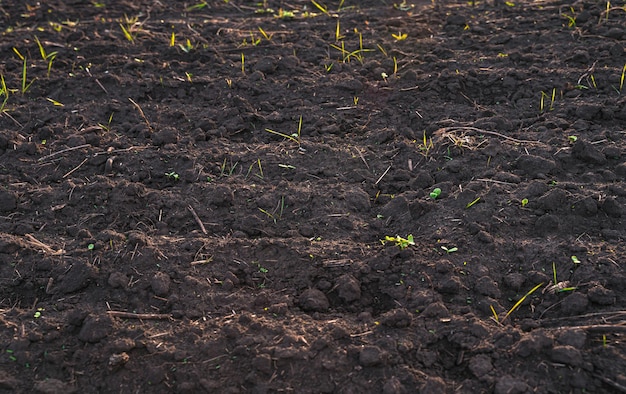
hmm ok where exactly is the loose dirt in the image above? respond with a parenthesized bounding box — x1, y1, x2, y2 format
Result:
(1, 0, 625, 392)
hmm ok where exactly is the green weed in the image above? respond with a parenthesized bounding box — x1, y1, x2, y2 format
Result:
(497, 282, 544, 324)
(441, 246, 458, 254)
(21, 58, 35, 94)
(246, 158, 264, 179)
(259, 196, 285, 223)
(540, 88, 556, 112)
(220, 158, 239, 177)
(429, 188, 441, 199)
(34, 36, 58, 77)
(381, 234, 415, 250)
(265, 115, 302, 147)
(0, 74, 9, 112)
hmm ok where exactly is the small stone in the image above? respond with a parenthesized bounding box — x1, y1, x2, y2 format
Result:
(336, 274, 361, 303)
(557, 328, 587, 349)
(380, 308, 412, 328)
(494, 376, 529, 394)
(299, 288, 329, 312)
(151, 272, 171, 296)
(561, 292, 588, 315)
(108, 352, 130, 368)
(419, 377, 447, 394)
(468, 354, 493, 379)
(572, 139, 606, 164)
(551, 345, 582, 367)
(587, 285, 616, 305)
(252, 354, 273, 374)
(78, 314, 113, 343)
(359, 345, 383, 367)
(475, 276, 501, 298)
(33, 378, 76, 394)
(382, 376, 407, 394)
(0, 190, 17, 212)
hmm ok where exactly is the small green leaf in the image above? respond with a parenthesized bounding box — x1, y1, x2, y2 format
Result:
(430, 188, 442, 199)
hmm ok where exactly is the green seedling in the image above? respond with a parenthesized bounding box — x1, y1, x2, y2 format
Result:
(259, 196, 285, 223)
(381, 234, 415, 250)
(311, 0, 330, 16)
(34, 308, 44, 318)
(276, 9, 295, 19)
(521, 198, 529, 207)
(186, 2, 208, 11)
(417, 130, 434, 157)
(179, 39, 193, 53)
(220, 158, 239, 177)
(546, 262, 576, 294)
(46, 98, 64, 106)
(620, 64, 626, 93)
(568, 135, 578, 143)
(119, 14, 142, 43)
(429, 188, 441, 199)
(561, 7, 577, 28)
(0, 74, 9, 112)
(466, 197, 480, 209)
(165, 171, 180, 180)
(490, 305, 500, 323)
(393, 56, 398, 75)
(571, 255, 580, 264)
(120, 23, 134, 42)
(170, 32, 176, 47)
(540, 88, 556, 112)
(265, 115, 302, 147)
(20, 57, 35, 94)
(6, 349, 16, 362)
(98, 113, 114, 131)
(391, 32, 407, 41)
(377, 44, 387, 57)
(34, 36, 58, 77)
(499, 282, 544, 323)
(246, 158, 264, 179)
(241, 53, 245, 74)
(335, 20, 344, 41)
(258, 26, 273, 41)
(441, 246, 458, 254)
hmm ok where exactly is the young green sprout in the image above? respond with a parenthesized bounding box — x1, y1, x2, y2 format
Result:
(391, 32, 407, 41)
(619, 64, 626, 93)
(466, 197, 480, 209)
(429, 188, 441, 199)
(258, 26, 273, 41)
(0, 74, 8, 112)
(34, 36, 58, 77)
(521, 198, 529, 207)
(441, 246, 458, 254)
(499, 282, 544, 323)
(381, 234, 415, 250)
(20, 58, 35, 94)
(265, 115, 302, 147)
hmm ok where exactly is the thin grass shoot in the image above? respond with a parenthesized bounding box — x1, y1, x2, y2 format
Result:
(501, 282, 544, 323)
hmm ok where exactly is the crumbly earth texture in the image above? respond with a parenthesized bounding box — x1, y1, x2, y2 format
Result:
(0, 0, 625, 393)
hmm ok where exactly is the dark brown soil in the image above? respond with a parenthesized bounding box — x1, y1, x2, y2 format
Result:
(1, 0, 625, 392)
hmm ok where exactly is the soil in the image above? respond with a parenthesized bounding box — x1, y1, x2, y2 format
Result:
(0, 0, 625, 392)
